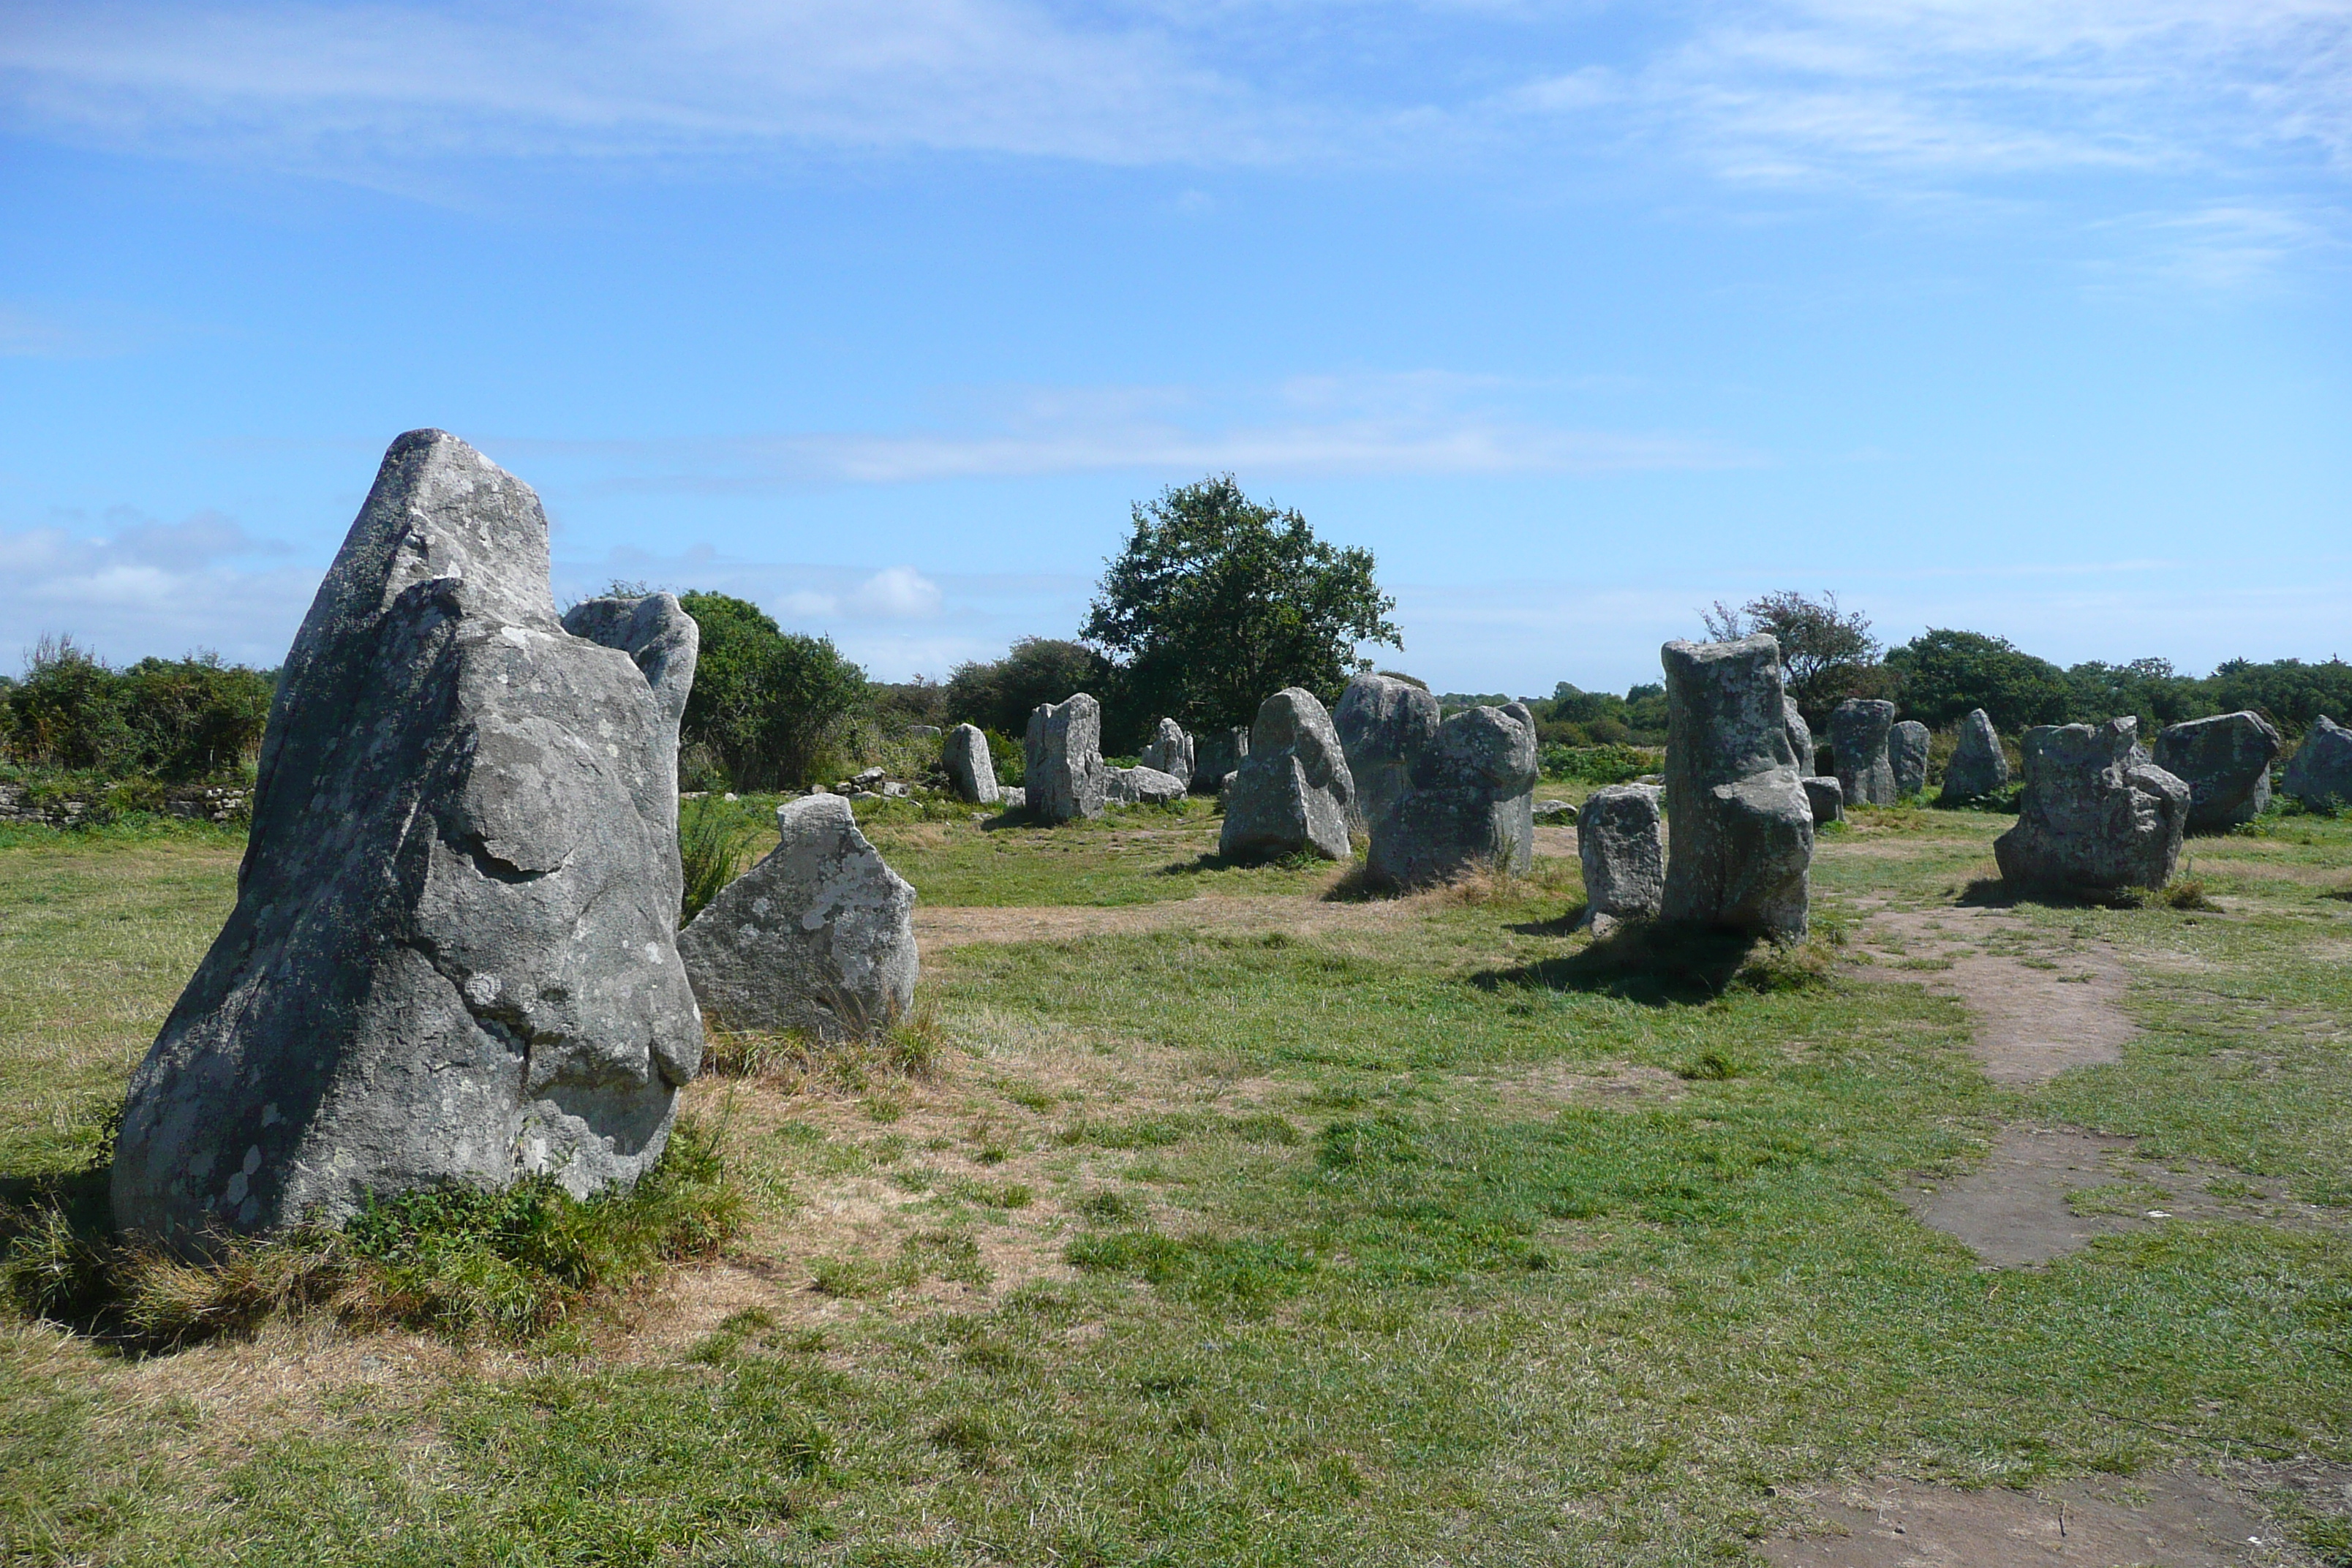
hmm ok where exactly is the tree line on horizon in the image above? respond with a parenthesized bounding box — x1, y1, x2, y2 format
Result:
(8, 503, 2349, 794)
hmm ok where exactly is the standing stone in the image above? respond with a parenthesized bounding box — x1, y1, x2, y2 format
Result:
(1784, 696, 1816, 778)
(1994, 718, 2189, 892)
(2283, 716, 2352, 811)
(1940, 709, 2009, 804)
(112, 431, 704, 1254)
(1830, 698, 1898, 807)
(2154, 711, 2282, 831)
(1890, 720, 1931, 799)
(1104, 765, 1187, 805)
(1219, 688, 1355, 863)
(1575, 783, 1664, 934)
(1659, 636, 1812, 941)
(1138, 718, 1195, 788)
(1367, 704, 1538, 889)
(1802, 775, 1844, 824)
(678, 794, 918, 1041)
(1336, 674, 1442, 835)
(942, 723, 1000, 805)
(1191, 727, 1250, 794)
(999, 786, 1027, 810)
(1024, 693, 1107, 823)
(2020, 725, 2059, 784)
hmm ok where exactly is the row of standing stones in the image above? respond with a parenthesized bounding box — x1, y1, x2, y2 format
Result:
(107, 431, 2352, 1258)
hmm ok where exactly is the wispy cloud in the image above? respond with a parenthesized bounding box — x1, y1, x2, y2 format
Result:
(502, 372, 1755, 491)
(0, 508, 311, 668)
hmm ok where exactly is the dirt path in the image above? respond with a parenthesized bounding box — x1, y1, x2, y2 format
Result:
(1858, 905, 2136, 1086)
(1764, 1466, 2337, 1567)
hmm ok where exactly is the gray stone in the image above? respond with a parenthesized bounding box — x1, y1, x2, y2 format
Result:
(1105, 765, 1187, 805)
(1802, 774, 1844, 824)
(1576, 783, 1664, 934)
(2283, 716, 2352, 811)
(1335, 674, 1441, 835)
(942, 723, 1000, 805)
(1994, 719, 2189, 892)
(1830, 698, 1897, 807)
(678, 794, 917, 1041)
(1659, 636, 1812, 941)
(1191, 726, 1250, 794)
(1366, 704, 1538, 889)
(903, 724, 941, 739)
(1138, 717, 1194, 788)
(1024, 693, 1107, 824)
(1891, 720, 1931, 798)
(1940, 709, 2009, 803)
(1000, 786, 1026, 810)
(1534, 799, 1572, 821)
(2154, 710, 2282, 830)
(881, 781, 910, 799)
(112, 431, 703, 1255)
(1783, 696, 1815, 778)
(1219, 688, 1355, 863)
(2021, 725, 2059, 783)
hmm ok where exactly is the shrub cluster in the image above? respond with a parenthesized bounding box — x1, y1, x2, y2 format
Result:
(1, 636, 272, 782)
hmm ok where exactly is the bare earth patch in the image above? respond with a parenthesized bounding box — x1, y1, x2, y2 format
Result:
(1899, 1126, 2337, 1267)
(1858, 906, 2136, 1086)
(1764, 1467, 2326, 1567)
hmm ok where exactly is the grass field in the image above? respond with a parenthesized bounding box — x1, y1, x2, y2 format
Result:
(3, 799, 2350, 1564)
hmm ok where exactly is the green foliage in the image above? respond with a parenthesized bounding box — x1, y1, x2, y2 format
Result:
(1703, 590, 1890, 722)
(676, 592, 866, 790)
(1884, 627, 2073, 733)
(678, 794, 762, 925)
(1, 636, 271, 782)
(1082, 475, 1400, 745)
(1537, 743, 1651, 785)
(1537, 682, 1668, 746)
(944, 638, 1109, 739)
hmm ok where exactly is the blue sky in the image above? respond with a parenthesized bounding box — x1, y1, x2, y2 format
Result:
(2, 1, 2348, 696)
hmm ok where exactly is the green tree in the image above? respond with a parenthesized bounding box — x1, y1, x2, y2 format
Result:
(1882, 629, 2071, 734)
(2209, 657, 2352, 736)
(1703, 590, 1890, 723)
(676, 592, 867, 790)
(943, 638, 1111, 739)
(2062, 657, 2213, 735)
(1082, 475, 1400, 744)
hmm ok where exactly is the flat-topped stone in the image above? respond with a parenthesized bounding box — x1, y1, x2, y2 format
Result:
(1659, 636, 1812, 941)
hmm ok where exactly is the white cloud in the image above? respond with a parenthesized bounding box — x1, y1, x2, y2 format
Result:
(0, 510, 313, 668)
(851, 567, 945, 619)
(503, 372, 1756, 491)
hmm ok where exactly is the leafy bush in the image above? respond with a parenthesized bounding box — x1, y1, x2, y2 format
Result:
(677, 592, 866, 791)
(1, 636, 272, 781)
(945, 638, 1111, 740)
(1539, 744, 1651, 785)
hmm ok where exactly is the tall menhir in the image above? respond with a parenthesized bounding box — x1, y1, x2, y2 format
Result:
(112, 431, 705, 1255)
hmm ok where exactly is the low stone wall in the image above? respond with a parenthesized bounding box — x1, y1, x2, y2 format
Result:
(0, 782, 252, 826)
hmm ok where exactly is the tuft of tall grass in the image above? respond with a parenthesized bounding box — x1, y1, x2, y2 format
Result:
(701, 991, 949, 1092)
(679, 795, 763, 925)
(0, 1117, 743, 1348)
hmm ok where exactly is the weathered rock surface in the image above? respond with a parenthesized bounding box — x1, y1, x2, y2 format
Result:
(1784, 696, 1816, 777)
(1335, 674, 1441, 835)
(678, 794, 918, 1041)
(1576, 783, 1664, 933)
(1024, 693, 1107, 823)
(1138, 718, 1194, 788)
(1830, 698, 1897, 807)
(999, 786, 1026, 810)
(1219, 688, 1355, 862)
(942, 723, 1000, 805)
(2283, 715, 2352, 810)
(1890, 720, 1930, 798)
(113, 431, 704, 1254)
(1534, 799, 1572, 821)
(1659, 636, 1812, 941)
(1802, 775, 1844, 824)
(1191, 727, 1249, 794)
(1995, 719, 2189, 892)
(1940, 709, 2008, 803)
(1366, 704, 1537, 889)
(1105, 765, 1187, 805)
(2153, 710, 2281, 830)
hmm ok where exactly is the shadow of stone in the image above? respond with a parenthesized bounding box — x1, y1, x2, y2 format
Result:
(1474, 919, 1763, 1006)
(1160, 852, 1239, 876)
(1505, 905, 1589, 936)
(1954, 878, 2014, 907)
